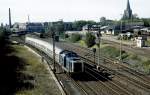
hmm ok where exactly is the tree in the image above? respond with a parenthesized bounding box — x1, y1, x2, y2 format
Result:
(70, 33, 81, 43)
(100, 17, 106, 22)
(0, 28, 7, 46)
(64, 34, 69, 39)
(1, 23, 4, 28)
(143, 19, 150, 27)
(72, 20, 87, 31)
(100, 17, 106, 26)
(85, 32, 96, 48)
(87, 20, 97, 25)
(132, 13, 139, 19)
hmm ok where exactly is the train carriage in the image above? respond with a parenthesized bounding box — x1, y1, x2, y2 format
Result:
(25, 36, 84, 74)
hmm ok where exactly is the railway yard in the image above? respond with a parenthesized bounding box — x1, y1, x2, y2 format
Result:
(11, 35, 150, 95)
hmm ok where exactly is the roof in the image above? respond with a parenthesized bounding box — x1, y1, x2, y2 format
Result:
(26, 37, 63, 54)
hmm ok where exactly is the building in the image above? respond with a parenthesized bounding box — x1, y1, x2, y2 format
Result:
(26, 23, 45, 33)
(133, 27, 150, 37)
(14, 23, 27, 30)
(141, 27, 150, 33)
(11, 23, 27, 35)
(123, 0, 133, 19)
(64, 22, 73, 31)
(11, 22, 45, 34)
(82, 25, 89, 31)
(82, 24, 101, 31)
(136, 36, 147, 47)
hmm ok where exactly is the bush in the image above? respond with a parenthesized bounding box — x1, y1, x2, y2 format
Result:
(142, 60, 150, 74)
(84, 32, 96, 48)
(129, 54, 139, 60)
(142, 60, 150, 66)
(70, 33, 81, 43)
(101, 46, 120, 58)
(0, 28, 5, 43)
(64, 34, 69, 38)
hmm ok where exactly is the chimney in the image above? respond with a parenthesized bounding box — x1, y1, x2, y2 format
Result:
(9, 8, 12, 28)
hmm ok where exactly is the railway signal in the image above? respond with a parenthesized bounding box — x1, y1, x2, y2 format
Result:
(92, 48, 96, 67)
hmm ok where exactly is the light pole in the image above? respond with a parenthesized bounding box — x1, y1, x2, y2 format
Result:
(119, 20, 122, 61)
(130, 15, 133, 48)
(96, 27, 102, 69)
(52, 28, 56, 73)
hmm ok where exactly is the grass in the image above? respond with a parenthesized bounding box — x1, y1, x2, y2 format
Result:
(64, 38, 150, 74)
(101, 46, 121, 59)
(145, 39, 150, 46)
(78, 40, 86, 47)
(10, 45, 61, 95)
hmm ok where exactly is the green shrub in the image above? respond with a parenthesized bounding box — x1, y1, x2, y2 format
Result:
(64, 34, 69, 38)
(101, 46, 120, 58)
(70, 33, 81, 43)
(122, 53, 129, 59)
(142, 60, 150, 66)
(84, 32, 96, 48)
(141, 60, 150, 74)
(129, 54, 139, 60)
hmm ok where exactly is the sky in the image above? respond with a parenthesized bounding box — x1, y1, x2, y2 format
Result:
(0, 0, 150, 24)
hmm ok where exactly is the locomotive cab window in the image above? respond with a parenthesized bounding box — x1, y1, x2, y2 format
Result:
(74, 62, 82, 72)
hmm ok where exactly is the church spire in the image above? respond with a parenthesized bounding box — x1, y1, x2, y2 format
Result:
(127, 0, 131, 10)
(122, 0, 132, 19)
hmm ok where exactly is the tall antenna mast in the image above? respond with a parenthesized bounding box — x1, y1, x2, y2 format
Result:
(28, 15, 30, 23)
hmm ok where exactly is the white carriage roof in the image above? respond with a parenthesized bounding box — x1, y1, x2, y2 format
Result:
(26, 37, 63, 54)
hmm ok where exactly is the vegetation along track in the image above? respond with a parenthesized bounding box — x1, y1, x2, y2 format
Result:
(102, 39, 150, 58)
(57, 41, 150, 94)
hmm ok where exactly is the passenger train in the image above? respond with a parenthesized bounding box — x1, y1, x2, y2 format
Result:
(25, 37, 84, 73)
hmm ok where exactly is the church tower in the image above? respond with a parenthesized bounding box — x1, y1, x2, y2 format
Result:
(122, 0, 133, 19)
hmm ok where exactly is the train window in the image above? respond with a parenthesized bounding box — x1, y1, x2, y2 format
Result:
(59, 55, 62, 64)
(69, 61, 72, 72)
(64, 56, 66, 67)
(67, 53, 78, 57)
(74, 63, 82, 72)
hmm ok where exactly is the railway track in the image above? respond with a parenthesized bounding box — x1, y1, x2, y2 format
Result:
(56, 73, 89, 95)
(84, 66, 133, 95)
(10, 38, 86, 95)
(11, 36, 150, 95)
(85, 57, 150, 95)
(102, 39, 150, 58)
(11, 37, 115, 95)
(28, 45, 89, 95)
(59, 41, 149, 75)
(31, 37, 149, 94)
(57, 41, 150, 95)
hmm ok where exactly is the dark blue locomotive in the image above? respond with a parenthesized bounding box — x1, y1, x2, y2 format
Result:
(59, 50, 84, 73)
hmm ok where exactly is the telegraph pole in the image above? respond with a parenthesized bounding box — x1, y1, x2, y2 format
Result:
(96, 26, 101, 69)
(119, 20, 122, 61)
(52, 28, 56, 73)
